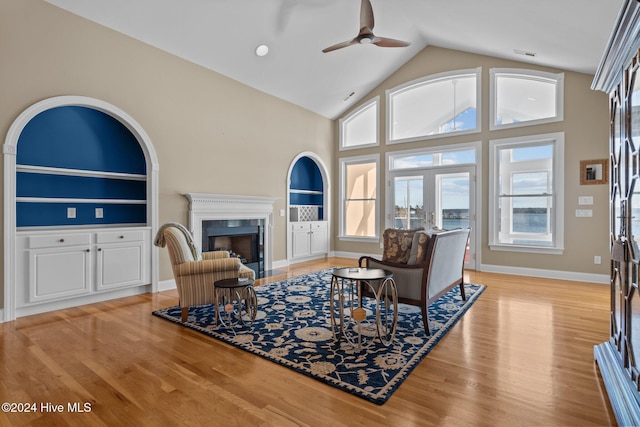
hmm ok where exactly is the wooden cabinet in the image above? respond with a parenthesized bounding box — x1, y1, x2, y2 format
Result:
(592, 1, 640, 423)
(291, 221, 328, 259)
(17, 227, 151, 310)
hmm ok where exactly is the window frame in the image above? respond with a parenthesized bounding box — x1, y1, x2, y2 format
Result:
(490, 68, 565, 131)
(489, 132, 564, 254)
(386, 67, 482, 145)
(338, 154, 380, 242)
(339, 96, 380, 151)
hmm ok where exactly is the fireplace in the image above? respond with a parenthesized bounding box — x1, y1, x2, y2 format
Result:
(184, 193, 277, 278)
(202, 220, 264, 277)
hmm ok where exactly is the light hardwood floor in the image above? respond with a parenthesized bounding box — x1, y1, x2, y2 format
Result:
(0, 257, 616, 426)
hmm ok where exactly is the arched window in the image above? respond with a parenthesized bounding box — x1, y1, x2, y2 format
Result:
(490, 68, 564, 130)
(339, 97, 379, 150)
(387, 68, 481, 144)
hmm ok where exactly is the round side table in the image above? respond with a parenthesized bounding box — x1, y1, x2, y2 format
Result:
(330, 267, 398, 350)
(213, 278, 257, 328)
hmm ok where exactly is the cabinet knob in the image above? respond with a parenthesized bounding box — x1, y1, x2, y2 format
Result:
(98, 248, 102, 252)
(59, 238, 64, 243)
(119, 235, 124, 239)
(86, 249, 90, 253)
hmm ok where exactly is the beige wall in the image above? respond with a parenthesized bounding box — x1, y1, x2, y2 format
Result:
(0, 0, 611, 312)
(0, 0, 334, 308)
(333, 46, 610, 276)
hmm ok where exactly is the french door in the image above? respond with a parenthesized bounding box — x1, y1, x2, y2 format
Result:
(389, 165, 476, 268)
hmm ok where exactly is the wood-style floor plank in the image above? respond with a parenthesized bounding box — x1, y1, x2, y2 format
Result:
(0, 258, 616, 426)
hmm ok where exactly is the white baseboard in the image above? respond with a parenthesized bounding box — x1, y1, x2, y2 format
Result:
(158, 279, 176, 292)
(332, 251, 381, 261)
(272, 259, 289, 270)
(0, 308, 5, 323)
(480, 263, 609, 284)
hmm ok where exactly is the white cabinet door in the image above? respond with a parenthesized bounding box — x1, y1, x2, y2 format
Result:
(29, 246, 92, 303)
(96, 241, 145, 291)
(310, 222, 328, 255)
(292, 228, 311, 259)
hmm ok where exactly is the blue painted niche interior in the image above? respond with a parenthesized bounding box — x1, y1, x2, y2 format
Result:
(16, 106, 147, 227)
(290, 156, 323, 217)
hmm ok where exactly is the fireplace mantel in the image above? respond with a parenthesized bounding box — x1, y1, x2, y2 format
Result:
(183, 193, 278, 271)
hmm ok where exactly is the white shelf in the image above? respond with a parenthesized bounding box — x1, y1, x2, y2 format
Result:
(289, 189, 323, 195)
(17, 197, 146, 204)
(16, 164, 147, 181)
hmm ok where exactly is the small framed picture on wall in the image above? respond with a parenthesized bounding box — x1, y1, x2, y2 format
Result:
(580, 159, 608, 185)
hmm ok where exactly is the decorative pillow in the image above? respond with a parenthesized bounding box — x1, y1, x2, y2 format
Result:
(407, 231, 430, 264)
(382, 228, 424, 263)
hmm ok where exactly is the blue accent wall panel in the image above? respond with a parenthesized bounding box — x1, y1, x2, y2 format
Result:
(290, 157, 323, 192)
(17, 203, 146, 227)
(290, 193, 323, 206)
(17, 106, 146, 174)
(17, 173, 146, 200)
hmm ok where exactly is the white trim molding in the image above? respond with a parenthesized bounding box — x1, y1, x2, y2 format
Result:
(480, 263, 608, 284)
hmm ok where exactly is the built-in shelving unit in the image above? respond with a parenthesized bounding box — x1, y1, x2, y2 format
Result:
(3, 96, 159, 322)
(287, 153, 329, 261)
(15, 105, 147, 228)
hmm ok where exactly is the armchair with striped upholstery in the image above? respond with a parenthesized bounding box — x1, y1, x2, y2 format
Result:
(154, 223, 255, 322)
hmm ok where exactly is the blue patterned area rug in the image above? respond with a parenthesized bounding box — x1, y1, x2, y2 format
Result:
(152, 268, 485, 405)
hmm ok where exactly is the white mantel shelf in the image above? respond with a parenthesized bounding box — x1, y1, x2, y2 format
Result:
(183, 193, 279, 272)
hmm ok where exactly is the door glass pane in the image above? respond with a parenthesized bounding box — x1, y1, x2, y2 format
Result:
(436, 173, 470, 230)
(394, 177, 426, 230)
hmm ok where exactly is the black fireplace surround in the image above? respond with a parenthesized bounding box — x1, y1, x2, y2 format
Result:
(201, 219, 264, 278)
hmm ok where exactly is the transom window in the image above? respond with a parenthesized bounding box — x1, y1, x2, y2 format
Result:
(339, 97, 379, 150)
(389, 147, 476, 171)
(490, 68, 564, 130)
(387, 68, 481, 144)
(489, 133, 564, 254)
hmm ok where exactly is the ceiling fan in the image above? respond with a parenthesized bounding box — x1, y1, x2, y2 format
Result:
(322, 0, 411, 53)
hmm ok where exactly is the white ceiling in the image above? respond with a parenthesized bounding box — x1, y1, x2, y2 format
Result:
(43, 0, 624, 119)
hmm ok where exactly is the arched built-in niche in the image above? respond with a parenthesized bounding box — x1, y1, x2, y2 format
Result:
(286, 152, 330, 261)
(3, 96, 159, 322)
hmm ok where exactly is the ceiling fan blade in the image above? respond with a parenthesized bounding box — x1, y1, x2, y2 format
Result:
(322, 39, 358, 53)
(360, 0, 375, 32)
(372, 37, 411, 48)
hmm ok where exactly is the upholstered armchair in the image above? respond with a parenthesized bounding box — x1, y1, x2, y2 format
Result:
(359, 227, 470, 335)
(154, 223, 255, 322)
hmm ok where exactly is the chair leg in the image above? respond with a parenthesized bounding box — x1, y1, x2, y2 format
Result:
(459, 283, 467, 301)
(181, 306, 189, 323)
(422, 306, 431, 337)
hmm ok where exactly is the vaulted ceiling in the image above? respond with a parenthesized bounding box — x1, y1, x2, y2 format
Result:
(44, 0, 624, 119)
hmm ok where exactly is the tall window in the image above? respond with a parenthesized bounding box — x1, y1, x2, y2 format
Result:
(387, 68, 481, 144)
(340, 97, 379, 150)
(489, 133, 564, 254)
(490, 68, 564, 130)
(339, 155, 379, 240)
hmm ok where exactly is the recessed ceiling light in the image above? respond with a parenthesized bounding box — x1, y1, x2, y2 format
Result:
(255, 45, 269, 57)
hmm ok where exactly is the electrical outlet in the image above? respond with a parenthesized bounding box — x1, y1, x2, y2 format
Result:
(67, 207, 76, 219)
(95, 208, 103, 218)
(578, 196, 594, 205)
(594, 256, 602, 265)
(575, 209, 593, 217)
